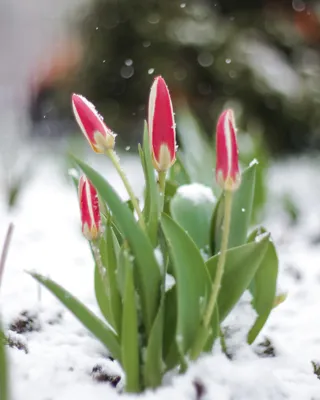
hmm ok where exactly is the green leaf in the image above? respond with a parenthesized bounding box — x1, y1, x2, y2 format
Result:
(72, 156, 161, 335)
(144, 300, 164, 388)
(138, 144, 149, 215)
(206, 237, 269, 321)
(0, 323, 9, 400)
(163, 180, 178, 216)
(125, 198, 136, 214)
(163, 286, 179, 370)
(91, 238, 114, 328)
(170, 184, 216, 250)
(94, 261, 112, 323)
(29, 272, 121, 361)
(121, 258, 140, 393)
(161, 213, 211, 354)
(168, 154, 191, 186)
(105, 224, 122, 334)
(141, 121, 160, 245)
(93, 229, 122, 335)
(117, 243, 129, 298)
(247, 228, 279, 344)
(211, 163, 256, 254)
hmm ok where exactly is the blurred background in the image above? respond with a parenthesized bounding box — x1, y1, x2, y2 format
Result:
(1, 0, 320, 214)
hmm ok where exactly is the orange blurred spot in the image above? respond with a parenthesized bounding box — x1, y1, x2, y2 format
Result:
(294, 8, 320, 43)
(30, 37, 83, 93)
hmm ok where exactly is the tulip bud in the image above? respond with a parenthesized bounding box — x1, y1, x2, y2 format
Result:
(215, 109, 241, 191)
(78, 175, 101, 240)
(148, 76, 176, 172)
(72, 94, 116, 153)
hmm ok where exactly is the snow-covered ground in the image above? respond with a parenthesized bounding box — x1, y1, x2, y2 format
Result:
(1, 149, 320, 400)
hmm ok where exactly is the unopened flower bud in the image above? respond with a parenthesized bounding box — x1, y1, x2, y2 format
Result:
(148, 76, 176, 172)
(72, 94, 115, 153)
(215, 109, 241, 191)
(78, 175, 101, 240)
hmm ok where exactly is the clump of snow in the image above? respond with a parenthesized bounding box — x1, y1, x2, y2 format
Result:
(221, 291, 257, 359)
(165, 274, 175, 291)
(254, 232, 269, 243)
(176, 183, 216, 205)
(249, 158, 259, 167)
(154, 246, 164, 274)
(200, 248, 210, 261)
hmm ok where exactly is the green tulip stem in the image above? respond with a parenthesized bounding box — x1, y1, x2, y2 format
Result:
(203, 189, 233, 328)
(106, 149, 145, 230)
(189, 189, 233, 361)
(158, 171, 166, 211)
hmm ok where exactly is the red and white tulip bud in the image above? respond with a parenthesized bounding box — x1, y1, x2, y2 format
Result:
(72, 94, 116, 153)
(215, 109, 241, 191)
(148, 76, 176, 172)
(78, 175, 101, 241)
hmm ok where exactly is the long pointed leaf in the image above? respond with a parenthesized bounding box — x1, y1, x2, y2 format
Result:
(92, 238, 114, 329)
(206, 237, 269, 321)
(161, 213, 211, 354)
(94, 261, 113, 323)
(141, 121, 160, 245)
(72, 156, 161, 335)
(168, 154, 191, 186)
(144, 300, 164, 388)
(106, 224, 122, 335)
(121, 260, 140, 393)
(29, 272, 121, 360)
(170, 184, 216, 250)
(247, 228, 279, 344)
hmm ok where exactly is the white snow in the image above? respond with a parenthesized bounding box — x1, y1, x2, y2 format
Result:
(154, 246, 164, 274)
(249, 158, 259, 167)
(1, 150, 320, 399)
(176, 183, 216, 205)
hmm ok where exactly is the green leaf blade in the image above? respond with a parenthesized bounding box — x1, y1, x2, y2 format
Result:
(206, 237, 269, 321)
(144, 300, 164, 388)
(94, 261, 113, 325)
(29, 272, 121, 361)
(141, 121, 160, 245)
(161, 213, 211, 354)
(163, 286, 179, 370)
(121, 260, 140, 393)
(247, 228, 279, 344)
(170, 184, 216, 251)
(105, 224, 122, 335)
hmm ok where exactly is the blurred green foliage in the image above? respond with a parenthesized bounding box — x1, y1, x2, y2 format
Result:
(55, 0, 320, 153)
